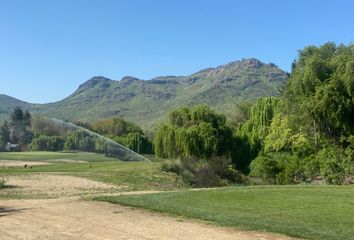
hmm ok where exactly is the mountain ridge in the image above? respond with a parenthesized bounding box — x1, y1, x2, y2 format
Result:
(0, 58, 288, 128)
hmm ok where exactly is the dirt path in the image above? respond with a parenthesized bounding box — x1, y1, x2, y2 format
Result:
(0, 174, 296, 240)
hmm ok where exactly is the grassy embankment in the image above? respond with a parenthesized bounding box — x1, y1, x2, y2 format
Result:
(95, 185, 354, 240)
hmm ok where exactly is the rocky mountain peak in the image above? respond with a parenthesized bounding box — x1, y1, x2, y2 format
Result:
(74, 76, 113, 95)
(218, 58, 265, 70)
(120, 76, 141, 85)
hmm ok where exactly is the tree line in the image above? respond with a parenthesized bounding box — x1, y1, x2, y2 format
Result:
(0, 109, 153, 155)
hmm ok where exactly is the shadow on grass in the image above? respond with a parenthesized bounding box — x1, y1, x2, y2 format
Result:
(0, 184, 17, 190)
(0, 206, 30, 217)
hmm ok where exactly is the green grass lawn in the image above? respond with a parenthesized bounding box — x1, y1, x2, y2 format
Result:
(95, 185, 354, 240)
(0, 151, 179, 191)
(0, 151, 117, 162)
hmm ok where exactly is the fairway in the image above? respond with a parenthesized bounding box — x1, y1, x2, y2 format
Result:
(96, 186, 354, 240)
(1, 151, 353, 240)
(0, 152, 292, 240)
(0, 151, 117, 162)
(0, 152, 178, 192)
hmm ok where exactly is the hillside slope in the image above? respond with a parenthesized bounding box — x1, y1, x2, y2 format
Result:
(0, 58, 287, 128)
(0, 94, 32, 121)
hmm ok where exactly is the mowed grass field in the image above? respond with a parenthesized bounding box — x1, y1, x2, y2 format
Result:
(0, 151, 116, 162)
(0, 151, 179, 192)
(95, 186, 354, 240)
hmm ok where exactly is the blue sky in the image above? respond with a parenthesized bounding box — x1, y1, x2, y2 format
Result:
(1, 0, 353, 103)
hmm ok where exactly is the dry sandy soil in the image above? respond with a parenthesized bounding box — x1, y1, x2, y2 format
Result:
(0, 159, 86, 167)
(0, 174, 296, 240)
(0, 160, 51, 167)
(2, 174, 124, 198)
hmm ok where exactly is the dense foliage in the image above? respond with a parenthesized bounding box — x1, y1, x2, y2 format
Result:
(155, 105, 233, 159)
(0, 110, 151, 157)
(90, 117, 153, 154)
(155, 105, 243, 187)
(231, 97, 280, 173)
(0, 121, 10, 150)
(157, 43, 354, 185)
(248, 42, 354, 184)
(9, 107, 33, 145)
(30, 135, 65, 151)
(0, 107, 33, 150)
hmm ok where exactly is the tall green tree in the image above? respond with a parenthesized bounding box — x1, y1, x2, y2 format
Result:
(9, 107, 32, 144)
(231, 97, 280, 173)
(155, 105, 233, 159)
(0, 121, 10, 149)
(246, 43, 354, 184)
(285, 42, 354, 141)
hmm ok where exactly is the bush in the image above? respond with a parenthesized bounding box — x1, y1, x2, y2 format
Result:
(161, 156, 246, 187)
(313, 146, 345, 184)
(251, 152, 305, 184)
(250, 154, 281, 184)
(191, 166, 225, 187)
(223, 166, 248, 184)
(160, 159, 184, 175)
(322, 160, 345, 185)
(303, 155, 322, 181)
(0, 178, 7, 189)
(344, 147, 354, 176)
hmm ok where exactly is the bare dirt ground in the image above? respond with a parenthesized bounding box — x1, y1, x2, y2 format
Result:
(0, 160, 51, 167)
(0, 159, 87, 167)
(3, 174, 124, 198)
(47, 159, 87, 163)
(0, 174, 296, 240)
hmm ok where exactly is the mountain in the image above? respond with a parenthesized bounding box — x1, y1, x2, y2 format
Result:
(0, 94, 32, 121)
(0, 58, 288, 128)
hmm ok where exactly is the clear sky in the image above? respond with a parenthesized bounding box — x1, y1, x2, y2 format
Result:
(0, 0, 353, 103)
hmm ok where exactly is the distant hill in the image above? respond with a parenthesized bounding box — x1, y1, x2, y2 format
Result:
(0, 94, 32, 121)
(0, 58, 288, 128)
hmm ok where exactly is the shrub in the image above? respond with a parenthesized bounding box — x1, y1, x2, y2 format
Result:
(250, 152, 305, 184)
(0, 178, 7, 189)
(160, 159, 184, 175)
(303, 155, 322, 181)
(161, 156, 246, 187)
(191, 166, 225, 187)
(250, 154, 281, 184)
(343, 147, 354, 176)
(322, 160, 345, 185)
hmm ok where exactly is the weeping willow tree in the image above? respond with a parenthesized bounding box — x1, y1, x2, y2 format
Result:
(238, 97, 280, 139)
(125, 132, 153, 154)
(154, 105, 233, 159)
(231, 97, 280, 173)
